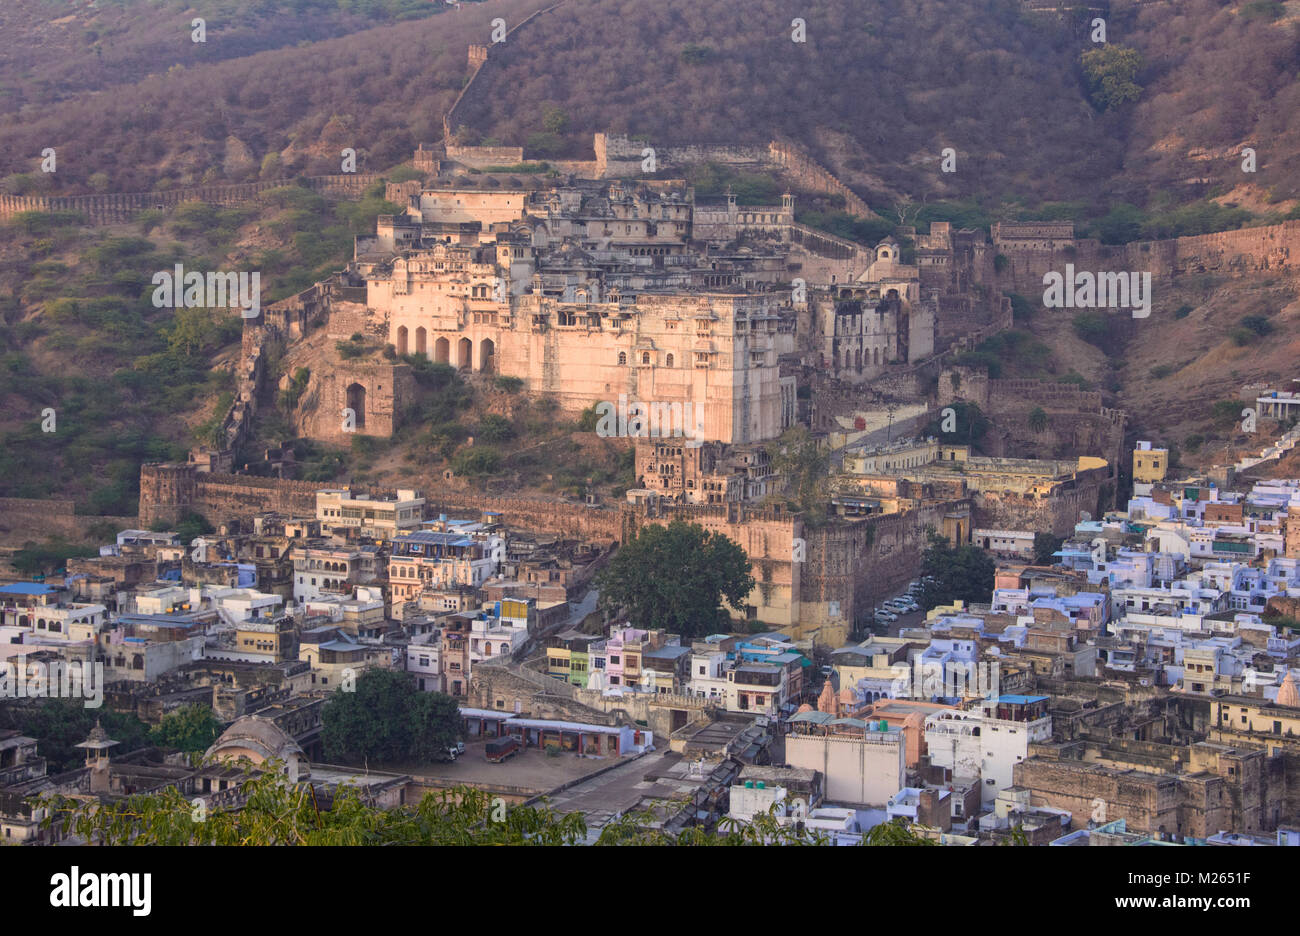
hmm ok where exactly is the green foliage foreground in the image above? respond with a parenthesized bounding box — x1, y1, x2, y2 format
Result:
(38, 766, 935, 846)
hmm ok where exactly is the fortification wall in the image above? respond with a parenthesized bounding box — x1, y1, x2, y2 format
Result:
(973, 483, 1103, 537)
(0, 173, 381, 225)
(768, 142, 870, 218)
(294, 361, 411, 444)
(802, 499, 972, 643)
(995, 220, 1300, 299)
(444, 144, 526, 168)
(385, 180, 424, 206)
(0, 498, 135, 546)
(594, 133, 768, 178)
(442, 1, 568, 141)
(138, 465, 321, 527)
(1118, 220, 1300, 277)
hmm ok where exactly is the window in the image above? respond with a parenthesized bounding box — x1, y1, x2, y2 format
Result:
(618, 352, 627, 365)
(666, 353, 674, 367)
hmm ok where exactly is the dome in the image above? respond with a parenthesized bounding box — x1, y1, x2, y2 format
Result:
(205, 715, 307, 775)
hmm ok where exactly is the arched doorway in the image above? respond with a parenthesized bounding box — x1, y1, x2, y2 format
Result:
(346, 383, 367, 428)
(457, 338, 472, 369)
(479, 338, 495, 374)
(416, 326, 427, 358)
(434, 336, 450, 364)
(396, 326, 408, 356)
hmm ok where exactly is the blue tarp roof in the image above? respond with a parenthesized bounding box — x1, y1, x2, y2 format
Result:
(0, 583, 58, 595)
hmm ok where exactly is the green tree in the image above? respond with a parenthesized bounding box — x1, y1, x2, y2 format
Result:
(541, 105, 569, 134)
(861, 817, 938, 846)
(1081, 45, 1143, 111)
(321, 669, 461, 764)
(915, 529, 995, 612)
(0, 700, 149, 773)
(476, 414, 515, 444)
(1032, 532, 1065, 565)
(1027, 407, 1049, 434)
(595, 520, 755, 639)
(41, 773, 936, 846)
(149, 704, 223, 754)
(766, 426, 830, 522)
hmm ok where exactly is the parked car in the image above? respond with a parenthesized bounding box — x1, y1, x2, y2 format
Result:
(449, 741, 466, 759)
(486, 737, 520, 763)
(819, 665, 834, 677)
(874, 609, 898, 622)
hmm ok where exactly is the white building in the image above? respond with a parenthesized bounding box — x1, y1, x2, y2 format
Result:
(925, 694, 1052, 806)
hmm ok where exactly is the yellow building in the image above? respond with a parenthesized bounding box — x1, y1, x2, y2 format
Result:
(1133, 441, 1168, 484)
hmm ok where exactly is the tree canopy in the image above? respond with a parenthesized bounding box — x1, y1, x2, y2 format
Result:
(149, 704, 224, 755)
(0, 699, 150, 773)
(595, 520, 755, 640)
(320, 669, 462, 765)
(40, 767, 938, 846)
(915, 529, 996, 613)
(766, 425, 830, 522)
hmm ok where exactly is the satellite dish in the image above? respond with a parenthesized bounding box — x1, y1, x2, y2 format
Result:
(1079, 511, 1092, 522)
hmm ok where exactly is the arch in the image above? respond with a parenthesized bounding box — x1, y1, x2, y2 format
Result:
(457, 338, 472, 369)
(434, 336, 450, 364)
(642, 351, 651, 365)
(132, 654, 145, 671)
(855, 349, 862, 370)
(346, 383, 367, 428)
(666, 353, 674, 368)
(416, 327, 428, 358)
(479, 338, 495, 374)
(396, 325, 408, 356)
(618, 351, 627, 366)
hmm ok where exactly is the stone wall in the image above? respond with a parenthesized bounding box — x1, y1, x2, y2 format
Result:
(593, 133, 768, 179)
(294, 360, 412, 444)
(1014, 757, 1180, 833)
(972, 483, 1104, 537)
(444, 144, 526, 168)
(0, 498, 135, 546)
(768, 142, 870, 218)
(938, 369, 1127, 469)
(442, 2, 568, 141)
(0, 173, 381, 226)
(994, 219, 1300, 299)
(138, 464, 321, 527)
